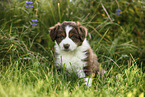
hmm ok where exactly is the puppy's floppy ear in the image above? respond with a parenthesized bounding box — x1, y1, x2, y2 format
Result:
(49, 22, 61, 41)
(77, 21, 87, 42)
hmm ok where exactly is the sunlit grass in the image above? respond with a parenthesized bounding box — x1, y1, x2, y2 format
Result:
(0, 57, 144, 97)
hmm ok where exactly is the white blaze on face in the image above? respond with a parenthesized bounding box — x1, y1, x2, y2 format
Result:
(59, 25, 78, 51)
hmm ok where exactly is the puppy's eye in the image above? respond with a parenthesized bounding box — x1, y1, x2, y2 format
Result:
(60, 36, 65, 39)
(70, 36, 76, 39)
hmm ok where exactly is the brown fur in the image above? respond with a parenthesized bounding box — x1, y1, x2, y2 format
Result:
(49, 21, 87, 45)
(83, 48, 104, 78)
(49, 22, 61, 41)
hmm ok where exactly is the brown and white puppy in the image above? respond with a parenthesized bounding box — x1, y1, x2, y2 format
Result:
(49, 21, 104, 87)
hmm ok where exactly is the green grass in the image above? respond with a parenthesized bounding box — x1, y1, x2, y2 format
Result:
(0, 57, 144, 97)
(0, 0, 145, 96)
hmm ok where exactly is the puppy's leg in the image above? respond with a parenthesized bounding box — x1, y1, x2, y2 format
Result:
(78, 70, 92, 87)
(84, 77, 92, 87)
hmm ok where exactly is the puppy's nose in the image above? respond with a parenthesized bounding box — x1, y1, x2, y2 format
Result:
(63, 44, 70, 49)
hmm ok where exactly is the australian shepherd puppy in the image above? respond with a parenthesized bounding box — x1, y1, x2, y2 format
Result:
(49, 21, 104, 87)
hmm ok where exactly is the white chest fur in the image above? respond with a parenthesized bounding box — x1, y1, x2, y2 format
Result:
(55, 39, 90, 78)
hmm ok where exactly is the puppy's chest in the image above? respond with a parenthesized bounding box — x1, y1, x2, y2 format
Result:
(56, 51, 87, 73)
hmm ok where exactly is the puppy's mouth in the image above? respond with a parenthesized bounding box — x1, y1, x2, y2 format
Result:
(63, 48, 71, 51)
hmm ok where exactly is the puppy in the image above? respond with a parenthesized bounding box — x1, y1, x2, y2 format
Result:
(49, 21, 104, 87)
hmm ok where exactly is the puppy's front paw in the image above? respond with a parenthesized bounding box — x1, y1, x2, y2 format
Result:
(84, 78, 92, 87)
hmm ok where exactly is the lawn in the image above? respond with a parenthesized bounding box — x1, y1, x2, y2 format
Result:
(0, 0, 145, 97)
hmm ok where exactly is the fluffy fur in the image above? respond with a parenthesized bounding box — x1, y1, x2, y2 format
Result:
(49, 21, 104, 87)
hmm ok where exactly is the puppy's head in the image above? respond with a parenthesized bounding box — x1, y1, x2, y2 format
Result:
(49, 21, 87, 51)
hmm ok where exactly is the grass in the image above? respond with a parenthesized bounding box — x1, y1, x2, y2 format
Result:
(0, 57, 144, 97)
(0, 0, 145, 96)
